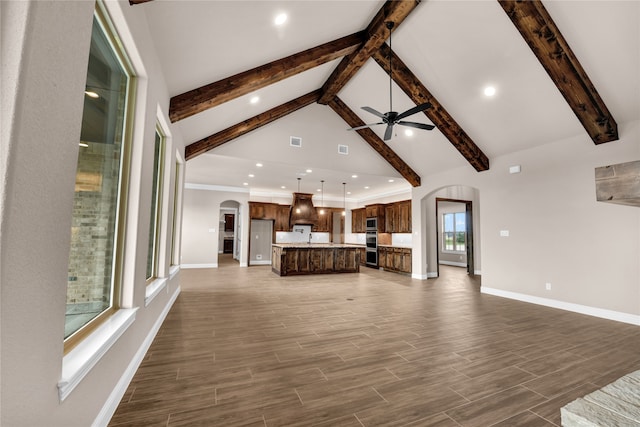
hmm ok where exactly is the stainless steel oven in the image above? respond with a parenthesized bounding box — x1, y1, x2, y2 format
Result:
(365, 218, 378, 267)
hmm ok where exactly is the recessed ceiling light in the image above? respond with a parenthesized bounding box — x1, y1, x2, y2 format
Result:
(256, 163, 263, 167)
(274, 13, 287, 26)
(250, 96, 260, 104)
(351, 174, 358, 178)
(484, 86, 497, 97)
(243, 182, 249, 186)
(364, 186, 370, 189)
(85, 90, 99, 98)
(281, 186, 286, 189)
(347, 191, 351, 195)
(388, 179, 394, 183)
(306, 169, 312, 173)
(404, 129, 414, 137)
(248, 174, 254, 178)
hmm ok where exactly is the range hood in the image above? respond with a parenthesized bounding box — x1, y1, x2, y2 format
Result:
(289, 192, 318, 227)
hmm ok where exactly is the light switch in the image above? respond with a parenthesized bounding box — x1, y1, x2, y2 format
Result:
(509, 165, 521, 174)
(500, 230, 510, 237)
(208, 228, 215, 233)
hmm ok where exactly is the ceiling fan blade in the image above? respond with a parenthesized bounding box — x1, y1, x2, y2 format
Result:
(347, 122, 385, 131)
(397, 121, 435, 131)
(361, 106, 386, 119)
(384, 124, 394, 141)
(395, 102, 432, 121)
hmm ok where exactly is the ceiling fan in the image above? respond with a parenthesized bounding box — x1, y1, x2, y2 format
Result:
(348, 21, 435, 141)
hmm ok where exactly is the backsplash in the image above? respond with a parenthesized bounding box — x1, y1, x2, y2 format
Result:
(276, 225, 330, 243)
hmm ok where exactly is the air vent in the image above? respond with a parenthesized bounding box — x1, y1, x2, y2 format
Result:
(338, 144, 349, 155)
(290, 136, 302, 147)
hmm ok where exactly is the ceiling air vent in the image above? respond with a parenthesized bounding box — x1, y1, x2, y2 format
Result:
(290, 136, 302, 148)
(338, 144, 349, 155)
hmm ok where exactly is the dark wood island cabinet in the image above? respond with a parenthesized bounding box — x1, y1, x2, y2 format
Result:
(272, 244, 361, 276)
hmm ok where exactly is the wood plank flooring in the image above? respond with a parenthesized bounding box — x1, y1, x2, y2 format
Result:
(109, 256, 640, 426)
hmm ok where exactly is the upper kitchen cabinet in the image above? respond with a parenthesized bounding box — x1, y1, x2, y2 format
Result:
(351, 208, 366, 233)
(384, 200, 412, 233)
(312, 208, 332, 232)
(224, 214, 235, 232)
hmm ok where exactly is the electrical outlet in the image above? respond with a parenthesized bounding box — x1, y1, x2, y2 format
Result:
(545, 283, 551, 290)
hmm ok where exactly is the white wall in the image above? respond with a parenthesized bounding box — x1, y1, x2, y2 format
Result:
(181, 186, 250, 267)
(413, 119, 640, 320)
(0, 1, 185, 425)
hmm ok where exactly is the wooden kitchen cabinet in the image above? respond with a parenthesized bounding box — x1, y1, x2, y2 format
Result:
(275, 205, 291, 231)
(397, 200, 411, 233)
(351, 208, 366, 233)
(224, 214, 235, 232)
(312, 208, 332, 232)
(384, 200, 412, 233)
(378, 246, 411, 274)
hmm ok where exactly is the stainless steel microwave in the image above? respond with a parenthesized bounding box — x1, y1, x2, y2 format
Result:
(366, 217, 377, 230)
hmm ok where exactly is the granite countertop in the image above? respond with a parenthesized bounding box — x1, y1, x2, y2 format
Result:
(272, 243, 362, 248)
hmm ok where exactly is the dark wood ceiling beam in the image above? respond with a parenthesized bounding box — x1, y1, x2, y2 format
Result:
(129, 0, 153, 4)
(328, 96, 421, 187)
(185, 90, 322, 160)
(318, 0, 421, 105)
(372, 44, 490, 172)
(498, 0, 617, 144)
(170, 32, 366, 122)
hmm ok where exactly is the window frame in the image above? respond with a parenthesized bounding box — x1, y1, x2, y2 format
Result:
(64, 2, 137, 353)
(146, 123, 166, 283)
(442, 212, 467, 254)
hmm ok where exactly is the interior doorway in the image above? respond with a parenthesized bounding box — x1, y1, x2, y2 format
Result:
(219, 200, 241, 267)
(435, 198, 474, 277)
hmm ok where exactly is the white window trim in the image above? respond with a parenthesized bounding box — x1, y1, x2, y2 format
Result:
(58, 307, 138, 401)
(145, 277, 167, 306)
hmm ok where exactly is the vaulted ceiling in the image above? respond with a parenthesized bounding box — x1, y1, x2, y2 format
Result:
(136, 0, 638, 200)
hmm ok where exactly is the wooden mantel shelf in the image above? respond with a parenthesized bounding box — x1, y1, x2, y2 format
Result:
(595, 160, 640, 207)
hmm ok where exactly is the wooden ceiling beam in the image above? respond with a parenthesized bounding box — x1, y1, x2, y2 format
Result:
(372, 44, 490, 172)
(498, 0, 617, 144)
(185, 90, 322, 160)
(328, 96, 421, 187)
(129, 0, 153, 5)
(170, 32, 366, 122)
(318, 0, 421, 105)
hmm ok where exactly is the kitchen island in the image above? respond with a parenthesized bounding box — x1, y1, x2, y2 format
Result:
(271, 244, 361, 276)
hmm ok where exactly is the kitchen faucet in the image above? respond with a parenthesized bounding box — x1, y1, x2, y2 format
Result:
(308, 233, 312, 244)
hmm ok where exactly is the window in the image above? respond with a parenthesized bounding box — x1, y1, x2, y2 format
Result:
(170, 158, 183, 266)
(146, 125, 165, 281)
(65, 9, 135, 349)
(443, 212, 466, 252)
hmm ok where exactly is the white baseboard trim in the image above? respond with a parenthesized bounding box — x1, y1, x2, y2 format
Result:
(412, 273, 428, 280)
(180, 263, 217, 269)
(474, 270, 482, 276)
(481, 287, 640, 326)
(250, 260, 271, 266)
(439, 261, 467, 268)
(427, 272, 438, 278)
(240, 262, 248, 267)
(92, 286, 181, 427)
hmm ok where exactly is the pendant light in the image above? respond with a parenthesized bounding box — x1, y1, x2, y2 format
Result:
(319, 180, 325, 215)
(342, 182, 346, 216)
(296, 178, 301, 214)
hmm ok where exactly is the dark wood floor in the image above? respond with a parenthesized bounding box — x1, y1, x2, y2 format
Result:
(109, 256, 640, 426)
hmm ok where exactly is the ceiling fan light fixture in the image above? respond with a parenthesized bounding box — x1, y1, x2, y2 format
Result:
(346, 21, 435, 141)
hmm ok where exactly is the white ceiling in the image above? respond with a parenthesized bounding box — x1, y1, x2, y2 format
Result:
(142, 0, 639, 201)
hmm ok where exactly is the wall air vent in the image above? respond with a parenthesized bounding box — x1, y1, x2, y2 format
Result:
(290, 136, 302, 147)
(338, 144, 349, 155)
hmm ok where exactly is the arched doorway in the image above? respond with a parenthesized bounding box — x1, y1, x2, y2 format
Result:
(420, 185, 480, 279)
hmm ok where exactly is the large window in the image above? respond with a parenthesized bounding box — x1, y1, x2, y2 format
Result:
(65, 9, 134, 348)
(146, 125, 165, 281)
(443, 212, 466, 252)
